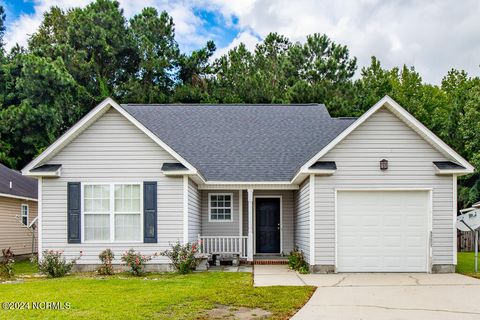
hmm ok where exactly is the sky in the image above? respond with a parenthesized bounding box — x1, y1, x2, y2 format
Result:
(1, 0, 479, 84)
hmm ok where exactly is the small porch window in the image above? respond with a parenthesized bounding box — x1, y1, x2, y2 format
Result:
(209, 193, 233, 222)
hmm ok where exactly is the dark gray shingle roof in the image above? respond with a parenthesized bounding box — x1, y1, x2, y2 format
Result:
(121, 104, 356, 181)
(310, 161, 337, 170)
(161, 163, 188, 171)
(31, 164, 62, 172)
(433, 161, 466, 170)
(0, 164, 37, 199)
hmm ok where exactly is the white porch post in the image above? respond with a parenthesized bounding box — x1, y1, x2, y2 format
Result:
(247, 188, 254, 262)
(239, 190, 243, 256)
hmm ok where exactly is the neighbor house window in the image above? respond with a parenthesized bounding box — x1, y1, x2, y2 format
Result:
(209, 193, 233, 221)
(21, 204, 29, 225)
(83, 183, 142, 242)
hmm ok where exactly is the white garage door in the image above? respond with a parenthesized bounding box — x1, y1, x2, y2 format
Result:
(337, 190, 429, 272)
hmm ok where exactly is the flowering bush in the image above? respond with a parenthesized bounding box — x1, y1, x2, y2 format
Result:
(121, 249, 152, 276)
(38, 250, 81, 278)
(98, 249, 115, 275)
(0, 248, 15, 279)
(288, 248, 309, 274)
(161, 241, 200, 274)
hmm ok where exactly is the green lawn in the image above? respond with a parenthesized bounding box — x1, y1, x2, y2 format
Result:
(457, 252, 480, 278)
(0, 265, 314, 320)
(12, 259, 38, 275)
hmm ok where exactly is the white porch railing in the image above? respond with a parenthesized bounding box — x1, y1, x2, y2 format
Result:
(197, 235, 248, 258)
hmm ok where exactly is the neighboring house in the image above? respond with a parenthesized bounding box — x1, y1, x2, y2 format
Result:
(0, 163, 38, 257)
(22, 96, 474, 273)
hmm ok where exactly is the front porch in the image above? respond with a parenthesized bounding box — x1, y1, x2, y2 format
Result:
(194, 188, 296, 263)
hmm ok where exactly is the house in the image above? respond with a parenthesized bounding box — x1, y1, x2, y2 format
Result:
(22, 96, 474, 273)
(0, 163, 38, 257)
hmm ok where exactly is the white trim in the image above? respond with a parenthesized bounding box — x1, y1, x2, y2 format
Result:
(309, 174, 315, 265)
(247, 189, 254, 261)
(38, 178, 42, 260)
(183, 176, 189, 244)
(336, 187, 433, 191)
(428, 189, 433, 273)
(302, 169, 336, 175)
(163, 170, 196, 176)
(204, 180, 293, 185)
(334, 188, 433, 273)
(453, 174, 458, 265)
(297, 96, 474, 177)
(0, 193, 37, 202)
(253, 195, 283, 254)
(435, 168, 470, 176)
(208, 193, 234, 222)
(239, 190, 243, 236)
(24, 168, 61, 177)
(22, 97, 198, 175)
(20, 203, 29, 226)
(198, 183, 299, 190)
(333, 186, 338, 271)
(80, 182, 144, 243)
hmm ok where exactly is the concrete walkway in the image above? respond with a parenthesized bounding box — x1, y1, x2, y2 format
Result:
(253, 265, 306, 286)
(253, 265, 480, 319)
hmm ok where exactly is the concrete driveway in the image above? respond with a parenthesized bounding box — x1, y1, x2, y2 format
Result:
(294, 273, 480, 320)
(253, 266, 480, 320)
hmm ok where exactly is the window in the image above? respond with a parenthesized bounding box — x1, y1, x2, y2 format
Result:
(114, 184, 141, 241)
(21, 204, 29, 225)
(84, 185, 110, 241)
(209, 193, 233, 222)
(83, 183, 142, 242)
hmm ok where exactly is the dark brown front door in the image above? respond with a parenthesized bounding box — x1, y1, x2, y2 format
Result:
(256, 198, 280, 253)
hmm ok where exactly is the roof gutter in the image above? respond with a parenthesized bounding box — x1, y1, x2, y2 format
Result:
(0, 193, 38, 202)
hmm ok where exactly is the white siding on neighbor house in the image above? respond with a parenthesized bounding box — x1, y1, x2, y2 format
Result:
(314, 107, 454, 266)
(294, 178, 310, 264)
(41, 108, 184, 264)
(201, 190, 240, 236)
(187, 178, 201, 242)
(241, 190, 295, 255)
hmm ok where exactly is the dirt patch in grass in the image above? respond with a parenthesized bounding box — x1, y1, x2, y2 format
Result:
(204, 305, 272, 319)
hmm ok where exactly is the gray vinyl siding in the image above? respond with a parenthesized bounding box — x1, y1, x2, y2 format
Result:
(241, 190, 294, 255)
(187, 179, 201, 242)
(294, 178, 310, 264)
(242, 191, 248, 236)
(41, 108, 183, 264)
(201, 190, 240, 236)
(314, 107, 454, 266)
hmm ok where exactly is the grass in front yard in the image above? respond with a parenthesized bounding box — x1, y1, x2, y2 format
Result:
(12, 259, 38, 275)
(0, 271, 314, 319)
(457, 252, 480, 278)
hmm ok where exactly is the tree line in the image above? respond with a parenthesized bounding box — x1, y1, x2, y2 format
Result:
(0, 0, 479, 208)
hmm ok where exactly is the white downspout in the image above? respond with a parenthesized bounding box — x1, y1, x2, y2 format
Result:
(247, 188, 254, 262)
(38, 177, 43, 261)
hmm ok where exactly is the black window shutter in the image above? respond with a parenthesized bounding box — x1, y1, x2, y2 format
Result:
(143, 181, 157, 243)
(67, 182, 81, 243)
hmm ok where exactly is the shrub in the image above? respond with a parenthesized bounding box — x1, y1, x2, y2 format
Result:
(98, 249, 115, 275)
(121, 249, 152, 276)
(288, 248, 309, 274)
(161, 241, 200, 274)
(38, 250, 81, 278)
(0, 248, 15, 278)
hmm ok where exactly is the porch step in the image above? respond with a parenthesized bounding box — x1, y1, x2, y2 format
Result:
(247, 255, 289, 265)
(253, 259, 288, 265)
